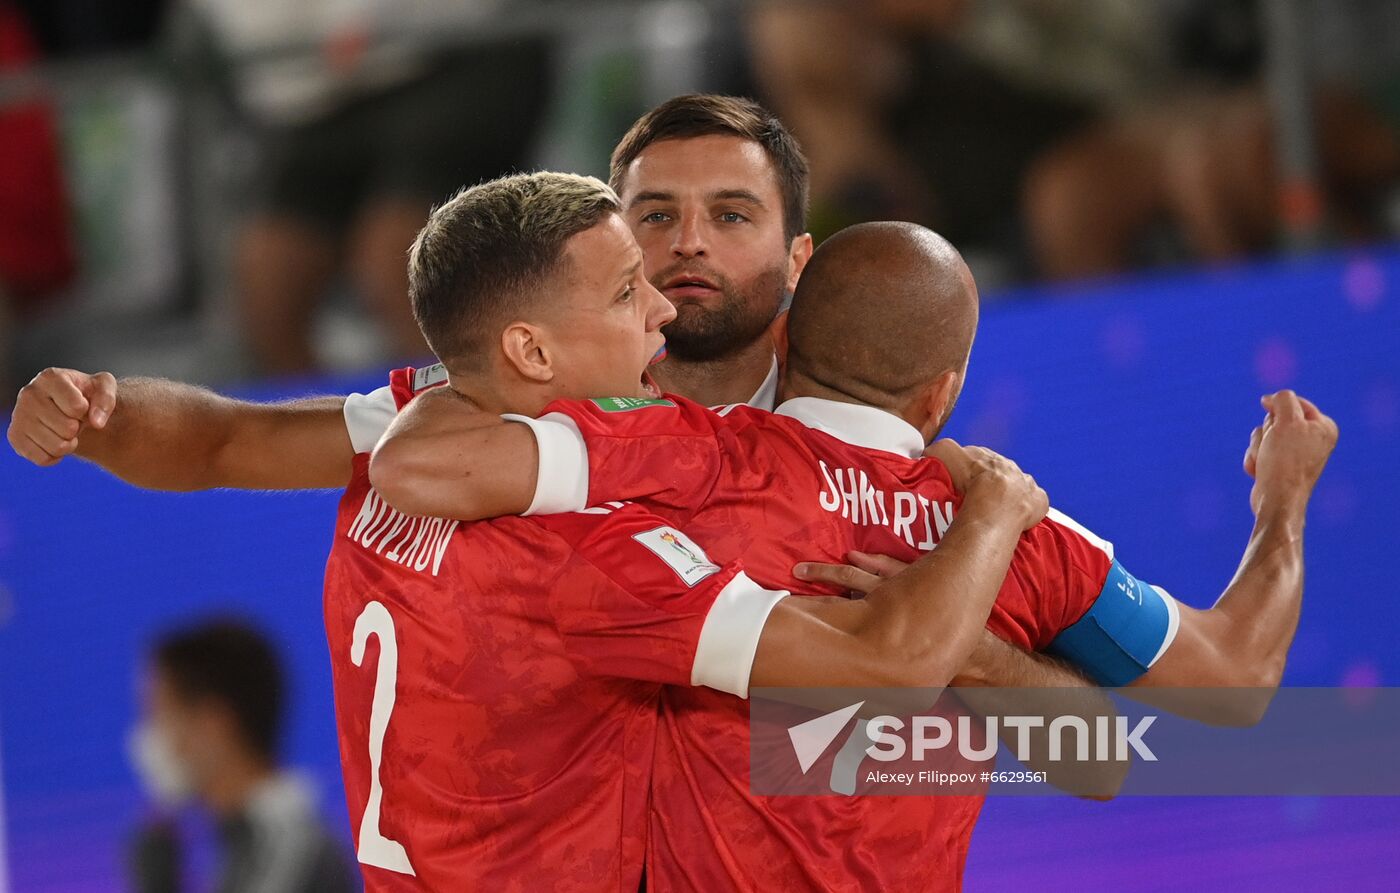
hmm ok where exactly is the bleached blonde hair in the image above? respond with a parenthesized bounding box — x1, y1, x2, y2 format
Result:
(409, 172, 621, 368)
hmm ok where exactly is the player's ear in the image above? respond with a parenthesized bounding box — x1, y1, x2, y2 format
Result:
(500, 322, 554, 384)
(768, 309, 789, 362)
(786, 233, 813, 293)
(923, 370, 960, 431)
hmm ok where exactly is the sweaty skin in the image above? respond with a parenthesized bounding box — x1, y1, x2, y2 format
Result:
(370, 223, 1338, 724)
(795, 392, 1338, 724)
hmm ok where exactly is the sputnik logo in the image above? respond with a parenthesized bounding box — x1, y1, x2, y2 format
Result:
(787, 702, 866, 774)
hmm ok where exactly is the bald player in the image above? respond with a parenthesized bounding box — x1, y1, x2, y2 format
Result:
(783, 222, 978, 446)
(368, 221, 1336, 888)
(798, 223, 1336, 695)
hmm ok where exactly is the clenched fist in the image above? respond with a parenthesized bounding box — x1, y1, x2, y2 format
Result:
(8, 368, 117, 466)
(1243, 390, 1339, 518)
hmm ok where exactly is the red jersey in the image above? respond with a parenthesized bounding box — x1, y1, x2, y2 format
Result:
(322, 371, 787, 891)
(511, 393, 1129, 891)
(0, 3, 76, 305)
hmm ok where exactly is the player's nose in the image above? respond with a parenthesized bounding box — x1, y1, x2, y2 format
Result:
(671, 212, 707, 258)
(647, 281, 677, 329)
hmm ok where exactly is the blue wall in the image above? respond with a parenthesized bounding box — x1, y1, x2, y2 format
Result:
(2, 249, 1398, 890)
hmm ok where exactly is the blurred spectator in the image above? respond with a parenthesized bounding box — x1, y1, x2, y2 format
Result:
(192, 0, 552, 374)
(1024, 0, 1400, 280)
(748, 0, 1400, 283)
(127, 620, 358, 893)
(746, 0, 1148, 253)
(14, 0, 172, 57)
(0, 1, 77, 401)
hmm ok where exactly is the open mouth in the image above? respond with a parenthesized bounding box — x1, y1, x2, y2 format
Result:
(642, 345, 666, 397)
(663, 273, 720, 299)
(642, 368, 662, 398)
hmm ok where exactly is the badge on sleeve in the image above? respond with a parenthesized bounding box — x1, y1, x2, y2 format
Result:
(633, 526, 722, 586)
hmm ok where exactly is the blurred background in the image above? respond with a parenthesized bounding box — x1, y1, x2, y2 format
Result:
(2, 0, 1399, 890)
(2, 0, 1399, 393)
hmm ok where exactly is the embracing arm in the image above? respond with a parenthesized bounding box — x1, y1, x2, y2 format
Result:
(748, 443, 1046, 690)
(374, 386, 727, 520)
(796, 550, 1125, 796)
(8, 368, 355, 490)
(800, 554, 1114, 694)
(368, 386, 536, 518)
(798, 550, 1113, 690)
(956, 634, 1125, 797)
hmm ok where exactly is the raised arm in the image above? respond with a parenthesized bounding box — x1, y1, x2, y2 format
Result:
(1122, 391, 1337, 722)
(8, 368, 356, 490)
(748, 443, 1047, 690)
(798, 391, 1339, 727)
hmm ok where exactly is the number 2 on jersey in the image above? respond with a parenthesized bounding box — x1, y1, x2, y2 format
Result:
(351, 600, 417, 875)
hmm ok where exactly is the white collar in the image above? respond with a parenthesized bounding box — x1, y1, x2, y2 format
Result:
(747, 355, 780, 410)
(774, 397, 926, 459)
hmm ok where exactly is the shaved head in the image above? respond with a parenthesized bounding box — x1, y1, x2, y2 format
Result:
(786, 222, 979, 413)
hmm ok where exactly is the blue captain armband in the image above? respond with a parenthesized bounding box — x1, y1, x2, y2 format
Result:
(1048, 560, 1181, 686)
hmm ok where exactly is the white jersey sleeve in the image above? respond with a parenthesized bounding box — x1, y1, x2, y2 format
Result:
(342, 386, 397, 455)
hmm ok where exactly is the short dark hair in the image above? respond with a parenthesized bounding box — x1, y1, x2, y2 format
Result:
(153, 620, 284, 762)
(609, 94, 810, 242)
(409, 172, 621, 370)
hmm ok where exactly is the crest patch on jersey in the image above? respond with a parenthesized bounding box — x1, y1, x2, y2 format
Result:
(632, 526, 721, 586)
(591, 397, 676, 413)
(413, 363, 449, 392)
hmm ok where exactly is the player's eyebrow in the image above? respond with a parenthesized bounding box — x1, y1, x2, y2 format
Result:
(616, 257, 642, 286)
(628, 190, 674, 208)
(708, 189, 766, 207)
(627, 188, 768, 208)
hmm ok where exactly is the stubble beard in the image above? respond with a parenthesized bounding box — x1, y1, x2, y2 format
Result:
(655, 262, 789, 363)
